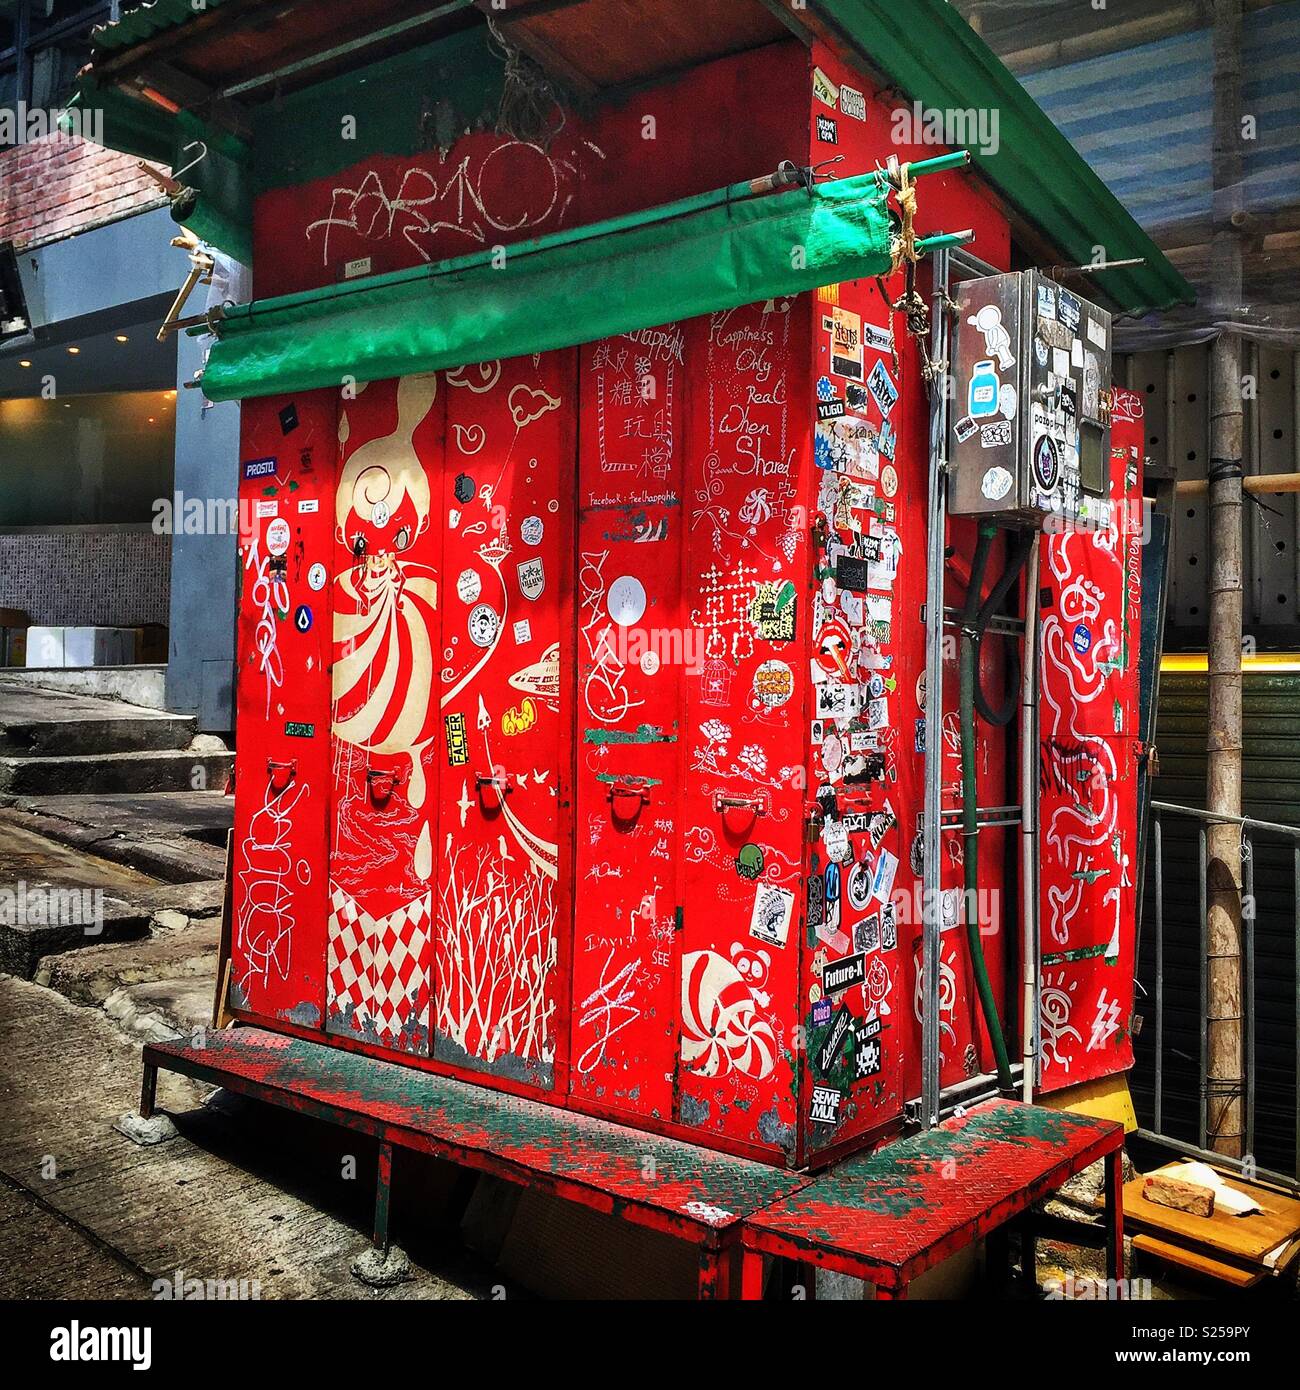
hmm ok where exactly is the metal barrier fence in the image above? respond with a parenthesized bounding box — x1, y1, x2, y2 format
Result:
(1137, 800, 1300, 1190)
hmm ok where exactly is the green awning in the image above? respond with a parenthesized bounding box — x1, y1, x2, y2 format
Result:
(199, 172, 895, 402)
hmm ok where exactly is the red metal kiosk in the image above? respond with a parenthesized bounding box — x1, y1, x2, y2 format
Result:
(75, 0, 1191, 1296)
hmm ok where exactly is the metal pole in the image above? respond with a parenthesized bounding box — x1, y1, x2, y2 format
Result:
(922, 247, 952, 1129)
(1199, 821, 1209, 1151)
(1205, 0, 1246, 1158)
(1243, 837, 1255, 1160)
(1154, 815, 1164, 1134)
(1020, 534, 1040, 1102)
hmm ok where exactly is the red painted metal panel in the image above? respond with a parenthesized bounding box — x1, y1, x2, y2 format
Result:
(251, 46, 804, 302)
(570, 329, 688, 1121)
(805, 47, 1017, 1125)
(804, 275, 910, 1156)
(229, 393, 336, 1029)
(675, 302, 811, 1161)
(1036, 389, 1144, 1091)
(326, 375, 445, 1055)
(432, 353, 575, 1090)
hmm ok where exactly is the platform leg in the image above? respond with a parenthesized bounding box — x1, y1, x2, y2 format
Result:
(697, 1243, 723, 1301)
(795, 1261, 818, 1301)
(139, 1061, 157, 1121)
(874, 1280, 904, 1300)
(715, 1242, 735, 1300)
(1105, 1145, 1125, 1300)
(373, 1138, 394, 1255)
(1017, 1210, 1037, 1294)
(739, 1248, 764, 1301)
(351, 1138, 411, 1288)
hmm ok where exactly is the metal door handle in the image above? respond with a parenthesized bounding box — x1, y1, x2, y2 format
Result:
(367, 767, 409, 804)
(608, 783, 650, 819)
(267, 758, 297, 793)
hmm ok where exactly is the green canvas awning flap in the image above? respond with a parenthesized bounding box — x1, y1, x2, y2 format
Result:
(199, 172, 895, 402)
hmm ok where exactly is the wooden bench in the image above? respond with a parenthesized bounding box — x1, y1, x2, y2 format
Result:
(739, 1098, 1125, 1299)
(139, 1026, 813, 1298)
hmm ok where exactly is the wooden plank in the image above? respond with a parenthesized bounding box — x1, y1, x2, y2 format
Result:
(1131, 1233, 1263, 1289)
(1122, 1173, 1300, 1265)
(505, 0, 786, 89)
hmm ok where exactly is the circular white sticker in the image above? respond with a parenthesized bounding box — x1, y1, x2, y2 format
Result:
(308, 562, 327, 592)
(848, 857, 874, 911)
(468, 604, 499, 647)
(880, 465, 899, 498)
(521, 515, 544, 546)
(981, 466, 1014, 502)
(457, 568, 482, 604)
(265, 518, 291, 556)
(608, 575, 647, 627)
(823, 816, 852, 863)
(371, 499, 390, 527)
(640, 650, 661, 676)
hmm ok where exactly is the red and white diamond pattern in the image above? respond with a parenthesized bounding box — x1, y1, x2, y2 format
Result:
(327, 883, 431, 1045)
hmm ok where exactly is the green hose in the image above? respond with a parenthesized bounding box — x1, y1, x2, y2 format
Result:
(960, 522, 1015, 1091)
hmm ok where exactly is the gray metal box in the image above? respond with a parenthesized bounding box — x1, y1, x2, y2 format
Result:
(948, 270, 1112, 528)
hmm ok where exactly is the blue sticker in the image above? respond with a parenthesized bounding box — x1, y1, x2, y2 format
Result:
(812, 998, 832, 1027)
(1072, 623, 1092, 654)
(242, 456, 277, 480)
(817, 375, 837, 402)
(866, 359, 899, 417)
(294, 604, 313, 633)
(968, 359, 999, 419)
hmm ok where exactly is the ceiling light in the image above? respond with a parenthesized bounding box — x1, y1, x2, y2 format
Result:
(115, 334, 129, 343)
(18, 359, 31, 367)
(66, 346, 80, 355)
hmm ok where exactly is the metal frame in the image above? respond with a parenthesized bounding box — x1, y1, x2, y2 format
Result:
(1142, 799, 1300, 1189)
(921, 244, 1038, 1128)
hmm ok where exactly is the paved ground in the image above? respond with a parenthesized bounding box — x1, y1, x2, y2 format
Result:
(0, 976, 486, 1300)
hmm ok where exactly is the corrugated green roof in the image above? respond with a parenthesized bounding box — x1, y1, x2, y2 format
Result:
(90, 0, 238, 53)
(813, 0, 1193, 315)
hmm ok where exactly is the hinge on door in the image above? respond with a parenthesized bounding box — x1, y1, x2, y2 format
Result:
(674, 906, 684, 934)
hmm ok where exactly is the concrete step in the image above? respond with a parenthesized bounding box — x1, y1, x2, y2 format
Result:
(0, 664, 167, 709)
(0, 681, 195, 756)
(0, 748, 233, 796)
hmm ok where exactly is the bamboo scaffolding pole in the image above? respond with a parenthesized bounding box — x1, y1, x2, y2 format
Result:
(1205, 0, 1246, 1160)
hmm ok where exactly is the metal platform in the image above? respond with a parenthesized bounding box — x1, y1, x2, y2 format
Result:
(140, 1027, 811, 1297)
(141, 1029, 1124, 1300)
(741, 1099, 1125, 1299)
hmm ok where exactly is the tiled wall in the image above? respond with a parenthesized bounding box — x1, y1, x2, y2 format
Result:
(0, 527, 170, 627)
